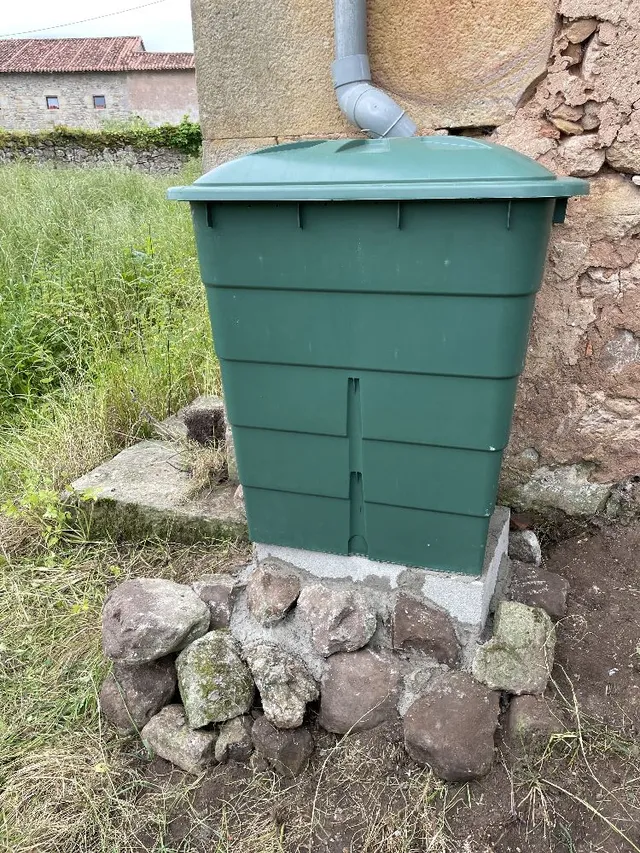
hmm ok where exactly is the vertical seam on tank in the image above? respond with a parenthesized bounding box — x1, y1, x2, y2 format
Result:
(347, 376, 368, 555)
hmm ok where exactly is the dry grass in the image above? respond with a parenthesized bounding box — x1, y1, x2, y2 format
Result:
(0, 538, 248, 853)
(182, 442, 229, 500)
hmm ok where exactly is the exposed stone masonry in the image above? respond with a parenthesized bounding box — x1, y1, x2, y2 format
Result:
(0, 69, 198, 131)
(0, 139, 192, 173)
(494, 5, 640, 512)
(99, 530, 569, 782)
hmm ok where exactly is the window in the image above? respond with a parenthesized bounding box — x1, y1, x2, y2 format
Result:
(93, 95, 106, 109)
(45, 96, 59, 110)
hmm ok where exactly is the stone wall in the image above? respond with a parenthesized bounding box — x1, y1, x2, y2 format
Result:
(495, 3, 640, 514)
(0, 72, 130, 131)
(0, 139, 192, 174)
(192, 0, 640, 516)
(0, 70, 198, 131)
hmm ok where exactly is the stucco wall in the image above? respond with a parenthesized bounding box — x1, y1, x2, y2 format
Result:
(126, 70, 198, 125)
(0, 70, 198, 130)
(192, 0, 640, 516)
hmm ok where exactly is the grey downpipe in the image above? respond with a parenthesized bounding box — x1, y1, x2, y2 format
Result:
(332, 0, 416, 137)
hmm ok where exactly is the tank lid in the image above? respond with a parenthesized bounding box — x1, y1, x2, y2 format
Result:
(168, 137, 589, 202)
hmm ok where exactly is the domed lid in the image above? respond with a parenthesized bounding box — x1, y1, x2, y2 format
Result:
(168, 137, 589, 202)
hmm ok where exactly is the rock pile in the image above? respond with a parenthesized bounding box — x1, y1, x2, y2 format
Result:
(99, 538, 568, 780)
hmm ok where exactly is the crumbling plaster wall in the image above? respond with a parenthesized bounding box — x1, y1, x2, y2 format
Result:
(192, 0, 640, 516)
(495, 0, 640, 514)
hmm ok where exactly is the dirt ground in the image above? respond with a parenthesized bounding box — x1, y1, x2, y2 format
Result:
(124, 523, 640, 853)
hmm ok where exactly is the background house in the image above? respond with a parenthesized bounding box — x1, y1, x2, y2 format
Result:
(0, 36, 198, 129)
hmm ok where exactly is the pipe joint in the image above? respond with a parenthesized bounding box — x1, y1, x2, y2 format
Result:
(333, 0, 416, 138)
(332, 54, 371, 88)
(335, 79, 417, 138)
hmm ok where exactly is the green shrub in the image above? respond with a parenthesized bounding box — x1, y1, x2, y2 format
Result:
(0, 116, 202, 157)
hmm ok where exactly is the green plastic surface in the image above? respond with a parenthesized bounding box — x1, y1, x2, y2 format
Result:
(167, 137, 588, 202)
(170, 138, 588, 575)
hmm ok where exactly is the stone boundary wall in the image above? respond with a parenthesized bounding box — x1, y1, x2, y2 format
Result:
(0, 139, 192, 174)
(0, 121, 201, 174)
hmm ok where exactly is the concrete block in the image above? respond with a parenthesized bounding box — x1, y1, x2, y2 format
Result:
(66, 440, 247, 544)
(202, 137, 278, 172)
(192, 0, 556, 139)
(255, 506, 510, 636)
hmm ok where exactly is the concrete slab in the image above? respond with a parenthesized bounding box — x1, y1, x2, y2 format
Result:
(255, 507, 510, 633)
(420, 508, 510, 628)
(66, 440, 247, 544)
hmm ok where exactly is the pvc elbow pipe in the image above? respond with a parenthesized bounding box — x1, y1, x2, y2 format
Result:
(333, 2, 417, 138)
(334, 75, 418, 138)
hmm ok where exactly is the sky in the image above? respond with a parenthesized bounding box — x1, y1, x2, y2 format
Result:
(0, 0, 194, 52)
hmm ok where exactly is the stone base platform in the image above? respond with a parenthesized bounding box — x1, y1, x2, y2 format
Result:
(256, 506, 510, 650)
(99, 517, 564, 783)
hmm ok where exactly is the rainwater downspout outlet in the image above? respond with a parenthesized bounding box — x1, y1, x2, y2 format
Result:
(332, 0, 417, 138)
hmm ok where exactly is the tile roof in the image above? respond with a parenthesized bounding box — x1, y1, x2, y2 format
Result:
(0, 36, 194, 73)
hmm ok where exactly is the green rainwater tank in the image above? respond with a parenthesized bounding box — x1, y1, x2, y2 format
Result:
(169, 137, 588, 575)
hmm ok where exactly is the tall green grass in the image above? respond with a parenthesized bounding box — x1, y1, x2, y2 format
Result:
(0, 163, 218, 500)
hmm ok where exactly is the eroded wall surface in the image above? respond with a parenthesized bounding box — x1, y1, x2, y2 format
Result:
(193, 0, 640, 515)
(495, 2, 640, 514)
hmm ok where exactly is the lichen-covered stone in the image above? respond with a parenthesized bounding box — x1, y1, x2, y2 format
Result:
(251, 715, 313, 778)
(246, 561, 301, 626)
(472, 601, 556, 695)
(214, 715, 254, 763)
(494, 600, 555, 648)
(297, 584, 377, 656)
(141, 705, 217, 774)
(102, 578, 210, 664)
(176, 631, 254, 728)
(245, 643, 318, 729)
(392, 592, 460, 666)
(100, 657, 177, 733)
(191, 574, 239, 629)
(403, 672, 500, 782)
(319, 649, 401, 734)
(509, 464, 611, 517)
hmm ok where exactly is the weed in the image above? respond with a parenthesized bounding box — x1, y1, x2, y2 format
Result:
(0, 163, 219, 503)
